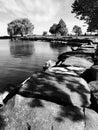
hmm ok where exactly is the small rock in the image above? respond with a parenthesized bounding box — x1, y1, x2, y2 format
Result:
(89, 81, 98, 112)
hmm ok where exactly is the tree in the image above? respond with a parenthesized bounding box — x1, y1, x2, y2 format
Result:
(49, 24, 58, 35)
(72, 25, 82, 35)
(7, 18, 34, 37)
(56, 19, 68, 36)
(42, 31, 47, 36)
(71, 0, 98, 32)
(87, 7, 98, 32)
(49, 19, 68, 36)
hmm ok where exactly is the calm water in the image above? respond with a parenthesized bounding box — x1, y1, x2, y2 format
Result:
(0, 40, 72, 92)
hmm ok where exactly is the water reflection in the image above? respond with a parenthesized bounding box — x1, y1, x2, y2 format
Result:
(0, 40, 73, 92)
(50, 42, 67, 48)
(50, 43, 72, 55)
(9, 40, 34, 58)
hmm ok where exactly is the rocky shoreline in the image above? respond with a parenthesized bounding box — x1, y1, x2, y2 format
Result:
(0, 37, 98, 129)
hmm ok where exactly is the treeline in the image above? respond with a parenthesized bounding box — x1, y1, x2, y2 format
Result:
(7, 18, 82, 37)
(7, 0, 98, 37)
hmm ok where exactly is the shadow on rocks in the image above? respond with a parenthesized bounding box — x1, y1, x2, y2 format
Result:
(28, 98, 44, 108)
(55, 105, 85, 122)
(1, 72, 90, 123)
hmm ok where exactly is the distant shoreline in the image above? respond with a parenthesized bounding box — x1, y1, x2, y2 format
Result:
(0, 36, 11, 39)
(0, 35, 98, 43)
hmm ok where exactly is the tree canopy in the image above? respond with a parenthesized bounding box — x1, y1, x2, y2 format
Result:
(71, 0, 98, 32)
(7, 18, 34, 37)
(49, 19, 68, 36)
(72, 25, 82, 35)
(42, 31, 47, 36)
(49, 24, 58, 35)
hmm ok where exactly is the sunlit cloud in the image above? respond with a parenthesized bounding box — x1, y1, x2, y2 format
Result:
(0, 0, 60, 21)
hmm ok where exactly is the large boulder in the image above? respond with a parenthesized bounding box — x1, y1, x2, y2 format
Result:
(0, 94, 98, 130)
(56, 56, 93, 75)
(76, 44, 96, 54)
(16, 72, 91, 108)
(62, 56, 93, 69)
(57, 51, 94, 62)
(43, 55, 93, 75)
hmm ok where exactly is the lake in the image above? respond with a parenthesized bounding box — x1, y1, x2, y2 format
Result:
(0, 39, 72, 92)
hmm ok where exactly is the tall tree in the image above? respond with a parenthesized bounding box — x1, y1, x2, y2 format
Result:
(71, 0, 98, 32)
(49, 19, 68, 36)
(7, 18, 34, 37)
(72, 25, 82, 35)
(56, 19, 68, 36)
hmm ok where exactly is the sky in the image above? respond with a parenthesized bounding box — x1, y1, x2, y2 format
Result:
(0, 0, 87, 35)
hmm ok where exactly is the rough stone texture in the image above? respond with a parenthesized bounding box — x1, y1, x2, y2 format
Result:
(0, 95, 98, 130)
(89, 81, 98, 92)
(63, 56, 93, 69)
(89, 81, 98, 111)
(17, 72, 91, 108)
(0, 72, 94, 130)
(58, 51, 94, 62)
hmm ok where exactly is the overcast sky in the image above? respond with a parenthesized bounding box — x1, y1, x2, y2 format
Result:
(0, 0, 87, 35)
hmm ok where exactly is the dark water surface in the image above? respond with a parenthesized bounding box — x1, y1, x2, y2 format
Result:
(0, 40, 71, 92)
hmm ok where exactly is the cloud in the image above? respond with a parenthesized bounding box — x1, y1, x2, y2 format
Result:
(0, 0, 60, 22)
(0, 0, 86, 35)
(0, 0, 62, 34)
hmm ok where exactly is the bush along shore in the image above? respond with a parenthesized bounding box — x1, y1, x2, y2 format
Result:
(0, 36, 98, 129)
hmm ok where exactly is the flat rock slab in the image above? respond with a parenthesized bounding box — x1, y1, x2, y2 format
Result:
(63, 56, 93, 69)
(77, 48, 95, 54)
(58, 51, 94, 62)
(0, 95, 98, 130)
